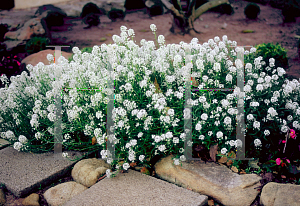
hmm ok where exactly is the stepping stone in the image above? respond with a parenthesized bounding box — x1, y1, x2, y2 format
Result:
(0, 146, 84, 198)
(64, 169, 208, 206)
(0, 138, 10, 150)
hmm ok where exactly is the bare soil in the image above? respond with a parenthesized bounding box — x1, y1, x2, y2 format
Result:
(49, 0, 300, 79)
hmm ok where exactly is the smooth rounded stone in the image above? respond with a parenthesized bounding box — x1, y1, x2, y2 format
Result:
(21, 49, 73, 67)
(44, 181, 87, 206)
(0, 188, 5, 205)
(71, 158, 112, 187)
(22, 193, 39, 206)
(154, 154, 262, 206)
(260, 182, 300, 206)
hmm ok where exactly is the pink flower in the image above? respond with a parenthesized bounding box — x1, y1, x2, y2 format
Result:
(290, 129, 296, 139)
(276, 158, 281, 165)
(17, 62, 20, 66)
(287, 159, 290, 163)
(14, 55, 17, 58)
(282, 140, 286, 143)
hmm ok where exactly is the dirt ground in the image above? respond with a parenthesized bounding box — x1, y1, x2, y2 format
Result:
(47, 0, 300, 79)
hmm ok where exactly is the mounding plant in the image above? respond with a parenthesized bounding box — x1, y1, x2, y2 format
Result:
(25, 36, 51, 55)
(107, 8, 126, 22)
(68, 47, 93, 62)
(244, 3, 260, 19)
(254, 42, 289, 71)
(0, 24, 299, 181)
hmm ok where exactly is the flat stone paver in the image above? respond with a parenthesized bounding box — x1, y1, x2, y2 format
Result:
(0, 138, 11, 149)
(64, 169, 208, 206)
(0, 146, 84, 198)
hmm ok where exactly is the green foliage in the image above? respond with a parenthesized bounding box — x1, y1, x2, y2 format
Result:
(25, 37, 50, 55)
(68, 47, 94, 62)
(254, 42, 289, 70)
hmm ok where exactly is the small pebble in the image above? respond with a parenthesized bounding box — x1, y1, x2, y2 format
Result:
(200, 17, 203, 21)
(204, 25, 209, 28)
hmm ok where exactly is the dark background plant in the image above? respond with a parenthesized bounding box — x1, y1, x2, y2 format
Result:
(25, 36, 51, 55)
(244, 3, 260, 19)
(0, 54, 22, 88)
(254, 42, 289, 71)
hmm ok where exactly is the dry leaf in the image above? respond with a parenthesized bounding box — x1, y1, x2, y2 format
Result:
(218, 156, 228, 164)
(92, 136, 97, 145)
(231, 166, 239, 173)
(208, 199, 214, 206)
(281, 175, 286, 179)
(240, 170, 247, 174)
(191, 77, 199, 87)
(226, 160, 233, 166)
(163, 107, 171, 116)
(130, 162, 137, 167)
(209, 144, 218, 162)
(154, 77, 162, 94)
(227, 151, 236, 159)
(140, 167, 150, 175)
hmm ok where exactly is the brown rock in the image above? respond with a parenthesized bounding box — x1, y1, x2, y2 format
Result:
(260, 182, 300, 206)
(154, 154, 262, 206)
(4, 15, 47, 41)
(71, 158, 112, 187)
(22, 193, 39, 206)
(43, 181, 87, 206)
(21, 49, 73, 67)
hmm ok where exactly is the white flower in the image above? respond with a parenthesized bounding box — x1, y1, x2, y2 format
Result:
(14, 142, 22, 151)
(287, 115, 293, 121)
(6, 130, 15, 140)
(216, 131, 223, 139)
(253, 121, 260, 129)
(18, 135, 27, 143)
(62, 152, 69, 158)
(247, 114, 254, 121)
(180, 155, 186, 161)
(139, 155, 145, 162)
(128, 28, 135, 37)
(47, 54, 54, 62)
(106, 169, 111, 178)
(130, 139, 137, 146)
(123, 163, 130, 170)
(158, 35, 165, 45)
(120, 26, 127, 32)
(199, 135, 205, 140)
(264, 130, 270, 136)
(201, 113, 208, 120)
(221, 148, 227, 154)
(195, 123, 202, 131)
(158, 144, 166, 152)
(281, 125, 288, 133)
(224, 116, 231, 125)
(173, 137, 179, 144)
(256, 84, 264, 92)
(150, 24, 157, 32)
(173, 158, 180, 165)
(254, 139, 262, 147)
(268, 107, 278, 117)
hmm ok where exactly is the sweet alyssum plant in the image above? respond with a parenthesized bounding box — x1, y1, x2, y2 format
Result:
(0, 24, 299, 179)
